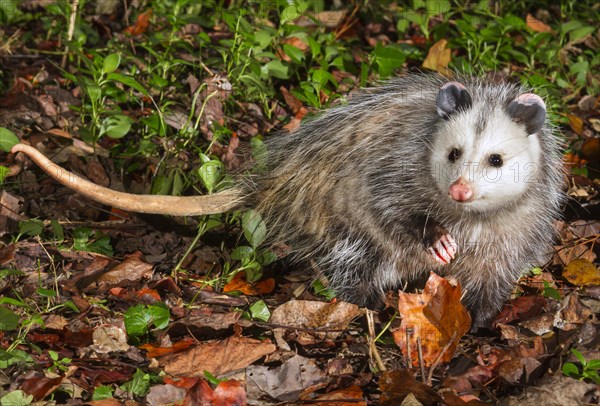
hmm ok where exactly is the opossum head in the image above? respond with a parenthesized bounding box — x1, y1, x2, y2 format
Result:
(430, 81, 547, 213)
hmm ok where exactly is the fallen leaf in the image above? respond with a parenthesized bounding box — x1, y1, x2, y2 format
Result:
(124, 9, 152, 36)
(159, 336, 276, 377)
(563, 258, 600, 286)
(140, 339, 196, 358)
(312, 385, 366, 406)
(392, 273, 471, 367)
(554, 292, 593, 331)
(183, 379, 247, 406)
(91, 325, 129, 353)
(422, 39, 452, 74)
(270, 300, 362, 342)
(223, 271, 275, 295)
(493, 295, 547, 326)
(526, 13, 552, 32)
(145, 384, 186, 406)
(246, 355, 326, 402)
(19, 375, 64, 401)
(567, 113, 584, 135)
(379, 370, 443, 405)
(97, 256, 153, 286)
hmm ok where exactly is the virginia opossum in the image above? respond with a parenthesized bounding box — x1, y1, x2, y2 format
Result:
(11, 74, 564, 328)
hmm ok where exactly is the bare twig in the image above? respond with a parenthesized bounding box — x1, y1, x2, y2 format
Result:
(61, 0, 80, 68)
(427, 331, 458, 385)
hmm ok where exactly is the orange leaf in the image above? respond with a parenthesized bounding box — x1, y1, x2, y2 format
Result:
(223, 272, 275, 295)
(563, 258, 600, 286)
(422, 39, 451, 74)
(140, 339, 195, 358)
(125, 9, 152, 36)
(392, 273, 471, 367)
(526, 13, 552, 33)
(136, 288, 161, 301)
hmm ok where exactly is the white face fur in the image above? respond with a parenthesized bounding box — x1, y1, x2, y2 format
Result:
(429, 106, 543, 212)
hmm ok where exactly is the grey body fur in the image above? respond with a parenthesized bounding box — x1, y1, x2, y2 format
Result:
(12, 74, 564, 328)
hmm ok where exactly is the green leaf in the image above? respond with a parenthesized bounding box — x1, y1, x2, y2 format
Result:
(121, 368, 151, 397)
(0, 269, 24, 279)
(572, 348, 586, 364)
(570, 26, 596, 42)
(198, 160, 224, 194)
(249, 300, 270, 322)
(102, 53, 121, 74)
(282, 44, 305, 64)
(124, 304, 151, 337)
(151, 173, 173, 195)
(0, 348, 34, 369)
(586, 359, 600, 371)
(242, 210, 267, 248)
(231, 246, 254, 262)
(18, 219, 44, 238)
(0, 390, 34, 405)
(106, 72, 149, 95)
(280, 5, 301, 25)
(263, 60, 290, 80)
(0, 306, 20, 331)
(562, 362, 581, 378)
(372, 43, 406, 78)
(425, 0, 450, 16)
(146, 303, 170, 330)
(92, 385, 113, 400)
(0, 128, 19, 152)
(99, 115, 132, 139)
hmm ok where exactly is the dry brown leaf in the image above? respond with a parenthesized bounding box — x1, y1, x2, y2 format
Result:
(554, 292, 593, 331)
(422, 39, 452, 74)
(563, 258, 600, 286)
(97, 256, 153, 285)
(313, 385, 366, 406)
(379, 370, 443, 404)
(159, 336, 276, 377)
(392, 273, 471, 367)
(270, 300, 362, 341)
(582, 138, 600, 161)
(567, 113, 584, 135)
(246, 355, 326, 402)
(526, 13, 552, 33)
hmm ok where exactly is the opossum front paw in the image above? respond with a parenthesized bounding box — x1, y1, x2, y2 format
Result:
(426, 233, 458, 265)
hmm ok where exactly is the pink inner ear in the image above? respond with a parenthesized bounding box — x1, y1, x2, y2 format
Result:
(514, 93, 546, 109)
(441, 81, 466, 90)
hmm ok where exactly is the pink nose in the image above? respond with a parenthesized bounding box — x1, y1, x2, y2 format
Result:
(449, 178, 473, 202)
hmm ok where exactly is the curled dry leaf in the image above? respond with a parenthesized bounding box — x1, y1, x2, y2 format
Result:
(422, 39, 452, 75)
(379, 370, 443, 405)
(392, 273, 471, 367)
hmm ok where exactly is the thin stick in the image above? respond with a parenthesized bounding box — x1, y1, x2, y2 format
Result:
(417, 337, 426, 382)
(367, 309, 386, 372)
(61, 0, 80, 68)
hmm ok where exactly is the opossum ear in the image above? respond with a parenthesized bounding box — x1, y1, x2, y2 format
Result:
(436, 82, 473, 119)
(507, 93, 546, 135)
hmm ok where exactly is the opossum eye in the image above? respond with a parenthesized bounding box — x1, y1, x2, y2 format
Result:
(448, 148, 461, 162)
(488, 154, 503, 167)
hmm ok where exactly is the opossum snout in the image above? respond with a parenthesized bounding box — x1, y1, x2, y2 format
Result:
(449, 177, 473, 202)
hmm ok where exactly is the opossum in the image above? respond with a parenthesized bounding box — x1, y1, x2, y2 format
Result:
(11, 74, 564, 328)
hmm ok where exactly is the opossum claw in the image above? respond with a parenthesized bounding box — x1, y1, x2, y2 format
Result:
(427, 233, 458, 265)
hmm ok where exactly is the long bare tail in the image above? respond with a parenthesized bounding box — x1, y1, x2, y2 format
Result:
(11, 143, 245, 216)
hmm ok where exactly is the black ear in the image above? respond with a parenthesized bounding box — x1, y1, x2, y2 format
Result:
(507, 93, 546, 135)
(436, 81, 473, 119)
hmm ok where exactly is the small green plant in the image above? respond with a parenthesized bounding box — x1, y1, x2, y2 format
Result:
(120, 368, 151, 397)
(47, 350, 72, 373)
(72, 227, 114, 256)
(64, 51, 146, 144)
(123, 303, 170, 344)
(562, 348, 600, 384)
